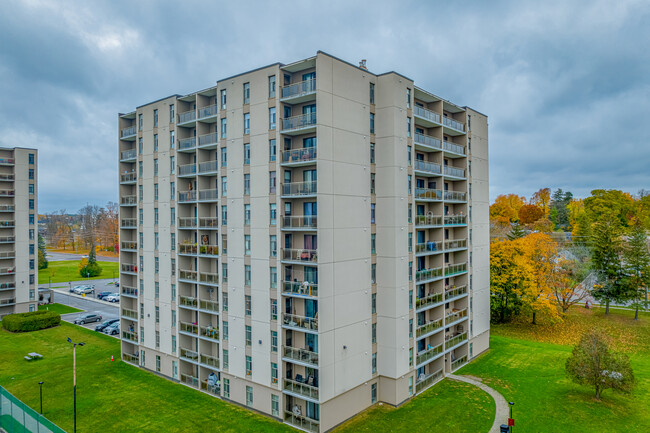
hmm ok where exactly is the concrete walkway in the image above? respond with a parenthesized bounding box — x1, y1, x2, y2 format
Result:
(448, 374, 509, 433)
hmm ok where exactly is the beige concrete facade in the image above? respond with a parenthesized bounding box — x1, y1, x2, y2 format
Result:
(0, 147, 38, 318)
(118, 52, 488, 432)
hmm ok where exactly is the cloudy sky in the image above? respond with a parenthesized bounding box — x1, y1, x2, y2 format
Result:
(1, 0, 649, 212)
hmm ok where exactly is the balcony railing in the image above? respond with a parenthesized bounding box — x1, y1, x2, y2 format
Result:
(283, 346, 319, 366)
(444, 239, 467, 251)
(443, 116, 465, 132)
(121, 126, 137, 138)
(179, 321, 198, 335)
(445, 285, 468, 300)
(120, 149, 137, 161)
(444, 215, 467, 225)
(0, 158, 15, 165)
(120, 171, 137, 182)
(180, 373, 199, 388)
(121, 308, 137, 319)
(451, 355, 468, 370)
(0, 282, 16, 289)
(283, 313, 318, 331)
(415, 214, 443, 226)
(200, 381, 220, 396)
(444, 166, 465, 178)
(445, 263, 467, 276)
(179, 244, 197, 255)
(444, 191, 467, 202)
(282, 181, 317, 196)
(179, 295, 197, 308)
(416, 318, 443, 338)
(414, 188, 442, 201)
(446, 308, 468, 325)
(197, 105, 218, 120)
(445, 332, 468, 349)
(200, 353, 220, 368)
(121, 330, 138, 342)
(0, 205, 15, 212)
(199, 272, 219, 285)
(414, 160, 441, 175)
(122, 286, 138, 297)
(283, 248, 317, 263)
(198, 160, 218, 174)
(120, 195, 137, 205)
(0, 236, 15, 243)
(416, 292, 442, 310)
(414, 106, 441, 124)
(0, 174, 14, 181)
(282, 215, 317, 229)
(122, 353, 139, 363)
(179, 136, 196, 150)
(198, 132, 219, 147)
(178, 191, 197, 203)
(179, 269, 197, 281)
(282, 147, 317, 164)
(178, 110, 197, 124)
(414, 133, 442, 150)
(415, 241, 442, 254)
(120, 218, 137, 228)
(178, 217, 197, 228)
(283, 280, 318, 297)
(121, 241, 137, 250)
(282, 113, 317, 131)
(284, 378, 319, 400)
(121, 264, 137, 273)
(178, 164, 196, 176)
(199, 245, 219, 256)
(281, 78, 317, 99)
(200, 325, 219, 340)
(284, 411, 319, 433)
(443, 141, 466, 155)
(416, 369, 443, 393)
(180, 347, 198, 361)
(0, 297, 16, 305)
(198, 189, 218, 201)
(416, 266, 443, 283)
(199, 299, 219, 312)
(416, 342, 443, 365)
(0, 221, 15, 227)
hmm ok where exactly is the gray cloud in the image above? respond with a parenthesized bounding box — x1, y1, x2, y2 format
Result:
(1, 0, 649, 212)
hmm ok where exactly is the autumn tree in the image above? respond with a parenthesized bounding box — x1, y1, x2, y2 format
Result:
(490, 194, 526, 225)
(623, 222, 650, 320)
(565, 331, 635, 400)
(584, 189, 636, 228)
(530, 188, 551, 219)
(519, 233, 560, 324)
(591, 216, 627, 314)
(490, 239, 531, 323)
(551, 257, 591, 313)
(518, 204, 543, 225)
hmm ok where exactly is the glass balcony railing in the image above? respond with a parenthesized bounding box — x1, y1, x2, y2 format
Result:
(121, 286, 138, 297)
(199, 217, 218, 228)
(444, 214, 466, 225)
(416, 267, 443, 283)
(120, 171, 137, 183)
(445, 332, 468, 350)
(415, 241, 443, 254)
(282, 181, 317, 196)
(414, 188, 442, 201)
(121, 126, 137, 138)
(178, 191, 197, 203)
(284, 411, 320, 433)
(122, 353, 139, 363)
(198, 132, 219, 147)
(283, 346, 319, 366)
(282, 113, 316, 131)
(282, 147, 317, 164)
(444, 239, 467, 250)
(452, 355, 468, 371)
(180, 347, 198, 361)
(0, 190, 15, 198)
(414, 160, 441, 175)
(414, 133, 442, 150)
(416, 318, 443, 338)
(179, 244, 197, 255)
(121, 264, 137, 274)
(416, 369, 443, 393)
(444, 191, 467, 202)
(445, 285, 468, 300)
(443, 141, 466, 155)
(200, 353, 220, 369)
(121, 330, 138, 342)
(121, 219, 137, 228)
(179, 321, 198, 335)
(283, 248, 317, 263)
(282, 215, 317, 229)
(0, 297, 16, 305)
(178, 217, 197, 228)
(0, 220, 16, 227)
(415, 214, 443, 226)
(283, 280, 318, 297)
(284, 378, 319, 400)
(179, 137, 197, 150)
(198, 189, 218, 201)
(121, 308, 137, 319)
(445, 308, 468, 325)
(414, 106, 441, 124)
(180, 373, 199, 388)
(179, 270, 197, 281)
(197, 105, 218, 120)
(120, 149, 137, 160)
(178, 164, 196, 176)
(443, 116, 465, 132)
(200, 325, 219, 340)
(281, 78, 317, 99)
(199, 245, 219, 256)
(283, 313, 318, 331)
(120, 195, 137, 206)
(198, 160, 218, 174)
(445, 263, 467, 277)
(0, 205, 15, 212)
(416, 342, 443, 365)
(120, 241, 137, 250)
(199, 299, 219, 312)
(444, 166, 465, 178)
(416, 292, 442, 310)
(199, 272, 219, 285)
(179, 295, 197, 308)
(0, 236, 15, 243)
(178, 110, 196, 124)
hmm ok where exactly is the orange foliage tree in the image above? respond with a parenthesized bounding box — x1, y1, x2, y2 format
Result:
(519, 233, 561, 324)
(531, 188, 551, 218)
(490, 194, 526, 225)
(518, 204, 544, 224)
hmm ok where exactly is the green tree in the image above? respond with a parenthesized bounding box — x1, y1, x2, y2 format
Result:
(565, 331, 635, 400)
(37, 234, 48, 269)
(591, 216, 626, 314)
(623, 222, 650, 320)
(584, 189, 635, 228)
(572, 213, 593, 246)
(507, 222, 527, 240)
(88, 240, 97, 264)
(550, 188, 573, 230)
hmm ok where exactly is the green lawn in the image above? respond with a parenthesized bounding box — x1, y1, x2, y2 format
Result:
(38, 260, 120, 284)
(38, 303, 83, 315)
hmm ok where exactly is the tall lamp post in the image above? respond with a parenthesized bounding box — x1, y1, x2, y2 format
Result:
(509, 401, 515, 432)
(38, 381, 44, 415)
(67, 338, 85, 433)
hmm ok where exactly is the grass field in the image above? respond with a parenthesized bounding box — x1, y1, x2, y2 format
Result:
(38, 303, 83, 315)
(38, 260, 120, 285)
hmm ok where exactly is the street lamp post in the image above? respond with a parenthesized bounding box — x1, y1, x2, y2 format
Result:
(67, 338, 85, 433)
(38, 381, 44, 415)
(509, 401, 515, 432)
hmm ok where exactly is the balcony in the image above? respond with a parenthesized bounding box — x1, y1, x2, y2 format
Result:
(444, 166, 465, 179)
(283, 313, 318, 332)
(121, 263, 137, 274)
(199, 272, 219, 285)
(415, 369, 443, 393)
(122, 353, 139, 364)
(451, 355, 468, 371)
(120, 149, 137, 162)
(414, 133, 442, 152)
(198, 189, 218, 202)
(200, 353, 220, 369)
(180, 373, 199, 388)
(281, 113, 317, 135)
(178, 136, 197, 152)
(199, 217, 218, 229)
(416, 342, 443, 365)
(199, 325, 219, 340)
(180, 322, 198, 335)
(121, 330, 138, 342)
(445, 332, 468, 350)
(284, 378, 319, 400)
(445, 263, 467, 277)
(180, 347, 199, 362)
(200, 381, 221, 396)
(415, 241, 443, 256)
(0, 221, 15, 228)
(443, 141, 466, 156)
(445, 285, 468, 301)
(121, 308, 137, 319)
(178, 163, 197, 177)
(178, 191, 197, 203)
(282, 248, 317, 264)
(414, 160, 441, 176)
(121, 286, 138, 297)
(121, 126, 137, 139)
(283, 346, 319, 367)
(121, 218, 137, 229)
(199, 299, 219, 313)
(442, 116, 465, 134)
(198, 132, 219, 149)
(415, 214, 443, 227)
(179, 244, 197, 256)
(0, 190, 15, 198)
(413, 106, 441, 127)
(0, 236, 15, 244)
(444, 214, 467, 226)
(198, 160, 218, 175)
(444, 191, 467, 202)
(281, 181, 317, 198)
(120, 195, 137, 206)
(0, 267, 15, 276)
(0, 282, 16, 290)
(281, 147, 317, 167)
(281, 78, 317, 102)
(283, 280, 318, 298)
(416, 318, 443, 338)
(197, 105, 218, 122)
(0, 174, 14, 182)
(445, 308, 468, 326)
(178, 217, 197, 229)
(444, 239, 467, 251)
(282, 215, 317, 230)
(414, 188, 442, 202)
(120, 171, 137, 184)
(284, 411, 319, 433)
(416, 266, 443, 283)
(178, 110, 197, 126)
(120, 241, 137, 251)
(0, 158, 15, 166)
(179, 269, 197, 282)
(199, 245, 219, 257)
(0, 205, 15, 212)
(416, 292, 442, 310)
(179, 295, 197, 308)
(0, 297, 16, 305)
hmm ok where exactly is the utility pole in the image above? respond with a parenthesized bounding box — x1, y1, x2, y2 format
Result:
(38, 381, 44, 414)
(67, 338, 85, 433)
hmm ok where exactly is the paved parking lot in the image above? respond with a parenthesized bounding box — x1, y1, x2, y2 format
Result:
(48, 289, 120, 338)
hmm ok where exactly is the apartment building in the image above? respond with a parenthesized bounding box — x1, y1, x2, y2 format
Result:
(0, 147, 38, 318)
(118, 51, 489, 432)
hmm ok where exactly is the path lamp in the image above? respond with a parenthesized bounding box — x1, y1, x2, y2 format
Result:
(67, 338, 85, 433)
(38, 381, 44, 414)
(509, 401, 515, 432)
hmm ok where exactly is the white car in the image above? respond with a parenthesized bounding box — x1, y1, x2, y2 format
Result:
(73, 285, 94, 294)
(104, 293, 120, 303)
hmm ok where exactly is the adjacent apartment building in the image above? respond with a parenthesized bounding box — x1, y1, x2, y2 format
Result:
(0, 147, 38, 318)
(118, 51, 489, 432)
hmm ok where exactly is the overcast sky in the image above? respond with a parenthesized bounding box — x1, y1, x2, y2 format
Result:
(1, 0, 649, 212)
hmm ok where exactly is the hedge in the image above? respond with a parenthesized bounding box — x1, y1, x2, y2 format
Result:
(1, 310, 61, 332)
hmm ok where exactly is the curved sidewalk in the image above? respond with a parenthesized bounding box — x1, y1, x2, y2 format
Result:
(448, 374, 509, 433)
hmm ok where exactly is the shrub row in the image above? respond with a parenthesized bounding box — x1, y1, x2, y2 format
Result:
(1, 310, 61, 332)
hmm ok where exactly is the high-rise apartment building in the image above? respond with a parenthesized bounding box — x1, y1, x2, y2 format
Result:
(118, 52, 488, 432)
(0, 147, 38, 318)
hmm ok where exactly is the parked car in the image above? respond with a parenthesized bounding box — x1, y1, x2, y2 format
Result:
(95, 318, 119, 332)
(70, 285, 84, 293)
(78, 286, 95, 295)
(74, 313, 102, 325)
(104, 293, 120, 303)
(103, 322, 120, 335)
(96, 291, 112, 300)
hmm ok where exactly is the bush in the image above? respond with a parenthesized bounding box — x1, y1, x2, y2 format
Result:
(78, 258, 102, 278)
(1, 310, 61, 332)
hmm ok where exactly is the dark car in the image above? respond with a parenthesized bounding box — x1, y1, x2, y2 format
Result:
(95, 318, 119, 332)
(103, 322, 120, 336)
(73, 313, 102, 325)
(97, 291, 113, 300)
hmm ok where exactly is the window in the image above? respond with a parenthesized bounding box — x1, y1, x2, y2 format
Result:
(269, 107, 276, 130)
(271, 331, 278, 352)
(171, 207, 175, 222)
(372, 323, 377, 343)
(407, 145, 412, 166)
(245, 236, 251, 256)
(221, 176, 227, 197)
(222, 320, 228, 340)
(269, 75, 276, 98)
(220, 89, 227, 109)
(221, 118, 227, 139)
(245, 295, 252, 316)
(370, 143, 375, 163)
(269, 171, 276, 194)
(270, 266, 277, 289)
(154, 208, 159, 225)
(369, 82, 375, 104)
(271, 362, 278, 385)
(28, 169, 34, 180)
(407, 88, 411, 108)
(246, 356, 252, 376)
(170, 156, 175, 174)
(371, 203, 376, 224)
(153, 109, 158, 127)
(29, 244, 34, 255)
(245, 325, 252, 345)
(219, 147, 227, 168)
(171, 258, 175, 275)
(155, 306, 160, 323)
(244, 113, 250, 135)
(407, 117, 411, 137)
(372, 353, 377, 375)
(139, 137, 143, 154)
(154, 232, 159, 250)
(154, 158, 158, 176)
(170, 182, 175, 200)
(171, 310, 176, 327)
(28, 184, 34, 195)
(223, 377, 230, 398)
(172, 335, 176, 353)
(244, 142, 250, 164)
(409, 261, 413, 281)
(409, 319, 413, 338)
(271, 395, 279, 416)
(222, 263, 228, 283)
(169, 104, 175, 123)
(29, 288, 35, 300)
(155, 257, 159, 274)
(246, 385, 253, 407)
(172, 361, 178, 379)
(409, 347, 413, 366)
(408, 204, 412, 223)
(221, 205, 227, 225)
(372, 293, 377, 314)
(139, 161, 143, 176)
(29, 199, 34, 210)
(154, 183, 159, 201)
(243, 82, 250, 104)
(138, 113, 143, 130)
(29, 214, 34, 225)
(154, 134, 158, 151)
(139, 185, 143, 201)
(409, 376, 413, 396)
(270, 236, 277, 257)
(269, 139, 276, 161)
(370, 173, 375, 194)
(244, 203, 251, 224)
(371, 263, 376, 284)
(222, 291, 228, 311)
(222, 234, 228, 254)
(29, 259, 35, 270)
(370, 113, 375, 134)
(29, 229, 34, 240)
(245, 264, 251, 285)
(270, 204, 277, 225)
(155, 333, 160, 350)
(408, 232, 412, 252)
(409, 289, 413, 310)
(29, 153, 35, 164)
(371, 234, 376, 254)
